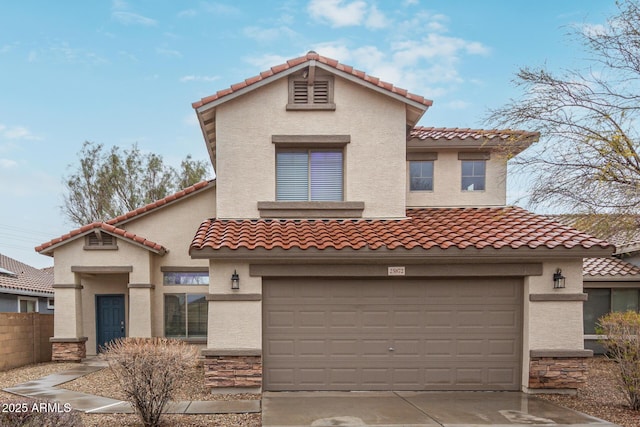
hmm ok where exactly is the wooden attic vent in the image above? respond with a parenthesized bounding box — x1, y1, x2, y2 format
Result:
(288, 66, 335, 110)
(85, 231, 116, 249)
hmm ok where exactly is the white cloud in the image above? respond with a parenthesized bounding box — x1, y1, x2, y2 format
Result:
(365, 5, 387, 29)
(178, 9, 197, 18)
(0, 159, 17, 169)
(243, 26, 297, 43)
(179, 75, 220, 83)
(156, 47, 182, 58)
(308, 0, 367, 27)
(112, 11, 157, 26)
(111, 0, 157, 26)
(27, 50, 37, 62)
(446, 100, 471, 110)
(0, 125, 41, 141)
(244, 53, 290, 70)
(183, 114, 199, 127)
(201, 2, 241, 16)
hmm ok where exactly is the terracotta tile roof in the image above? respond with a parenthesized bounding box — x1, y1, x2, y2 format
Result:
(35, 180, 212, 255)
(190, 207, 612, 254)
(35, 222, 167, 255)
(410, 127, 539, 141)
(584, 257, 640, 277)
(0, 253, 54, 295)
(192, 51, 433, 110)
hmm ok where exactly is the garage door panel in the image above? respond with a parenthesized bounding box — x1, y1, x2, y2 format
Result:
(263, 278, 522, 391)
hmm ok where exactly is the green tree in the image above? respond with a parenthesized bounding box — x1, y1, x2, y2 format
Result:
(487, 0, 640, 214)
(63, 141, 210, 225)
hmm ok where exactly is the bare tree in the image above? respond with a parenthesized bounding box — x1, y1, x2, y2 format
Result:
(63, 141, 210, 225)
(487, 0, 640, 214)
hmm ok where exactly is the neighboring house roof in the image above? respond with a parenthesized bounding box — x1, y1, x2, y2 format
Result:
(35, 180, 213, 256)
(0, 253, 54, 296)
(584, 257, 640, 279)
(192, 51, 433, 111)
(190, 207, 612, 256)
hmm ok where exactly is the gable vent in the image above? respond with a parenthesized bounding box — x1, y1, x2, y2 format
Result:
(87, 232, 114, 246)
(313, 80, 329, 104)
(293, 80, 309, 104)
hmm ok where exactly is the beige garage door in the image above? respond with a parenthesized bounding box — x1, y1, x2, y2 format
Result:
(263, 277, 522, 391)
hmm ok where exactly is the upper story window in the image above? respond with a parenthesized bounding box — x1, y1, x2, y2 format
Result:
(287, 70, 336, 111)
(461, 160, 486, 191)
(409, 161, 434, 191)
(276, 149, 343, 201)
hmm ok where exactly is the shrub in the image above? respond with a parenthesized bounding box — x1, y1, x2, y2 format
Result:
(597, 310, 640, 410)
(0, 398, 83, 427)
(102, 337, 199, 427)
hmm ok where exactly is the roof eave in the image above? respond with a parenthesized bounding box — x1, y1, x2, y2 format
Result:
(190, 245, 614, 261)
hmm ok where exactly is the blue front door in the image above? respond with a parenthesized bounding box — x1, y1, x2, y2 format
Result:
(96, 294, 125, 352)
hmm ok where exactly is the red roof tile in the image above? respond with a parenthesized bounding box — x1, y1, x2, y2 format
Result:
(192, 51, 433, 110)
(0, 253, 53, 295)
(410, 127, 539, 141)
(35, 223, 167, 255)
(190, 207, 612, 254)
(584, 257, 640, 277)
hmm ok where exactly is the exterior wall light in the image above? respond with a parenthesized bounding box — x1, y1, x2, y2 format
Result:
(553, 268, 566, 289)
(231, 270, 240, 290)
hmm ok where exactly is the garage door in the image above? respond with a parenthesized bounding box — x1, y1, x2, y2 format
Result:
(263, 277, 522, 391)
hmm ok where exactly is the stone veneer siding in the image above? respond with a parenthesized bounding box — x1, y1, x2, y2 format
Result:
(51, 339, 87, 362)
(528, 354, 590, 389)
(202, 352, 262, 389)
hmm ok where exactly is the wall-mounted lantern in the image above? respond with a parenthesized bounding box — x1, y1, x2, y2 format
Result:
(553, 268, 566, 289)
(231, 270, 240, 290)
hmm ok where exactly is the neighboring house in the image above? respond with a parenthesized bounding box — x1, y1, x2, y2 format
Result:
(36, 52, 613, 394)
(550, 215, 640, 353)
(0, 253, 54, 313)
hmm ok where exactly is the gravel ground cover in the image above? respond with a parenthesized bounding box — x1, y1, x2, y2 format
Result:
(538, 356, 640, 427)
(0, 361, 260, 426)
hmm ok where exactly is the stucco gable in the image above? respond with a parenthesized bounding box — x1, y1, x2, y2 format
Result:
(35, 222, 167, 256)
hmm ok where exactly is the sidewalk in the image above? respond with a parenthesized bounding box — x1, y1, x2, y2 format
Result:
(2, 358, 260, 415)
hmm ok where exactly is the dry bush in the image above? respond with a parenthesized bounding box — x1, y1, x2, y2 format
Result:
(102, 337, 199, 427)
(0, 398, 83, 427)
(597, 311, 640, 410)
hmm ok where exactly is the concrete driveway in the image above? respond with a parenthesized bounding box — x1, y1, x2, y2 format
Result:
(262, 391, 619, 427)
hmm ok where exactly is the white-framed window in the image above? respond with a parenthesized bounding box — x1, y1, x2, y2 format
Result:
(276, 149, 343, 201)
(47, 298, 55, 310)
(164, 294, 207, 338)
(409, 161, 434, 191)
(163, 271, 209, 286)
(18, 297, 38, 313)
(461, 160, 486, 191)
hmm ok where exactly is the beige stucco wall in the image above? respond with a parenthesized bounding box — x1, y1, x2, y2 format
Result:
(206, 260, 262, 350)
(50, 186, 216, 351)
(521, 258, 585, 389)
(214, 77, 407, 219)
(406, 151, 507, 208)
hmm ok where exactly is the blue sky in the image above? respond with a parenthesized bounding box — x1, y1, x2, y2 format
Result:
(0, 0, 619, 267)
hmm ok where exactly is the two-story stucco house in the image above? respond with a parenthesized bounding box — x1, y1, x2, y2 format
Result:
(36, 52, 613, 393)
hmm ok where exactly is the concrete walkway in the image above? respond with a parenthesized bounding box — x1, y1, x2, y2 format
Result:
(2, 358, 260, 415)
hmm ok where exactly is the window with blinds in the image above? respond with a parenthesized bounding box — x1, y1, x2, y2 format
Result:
(277, 150, 343, 201)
